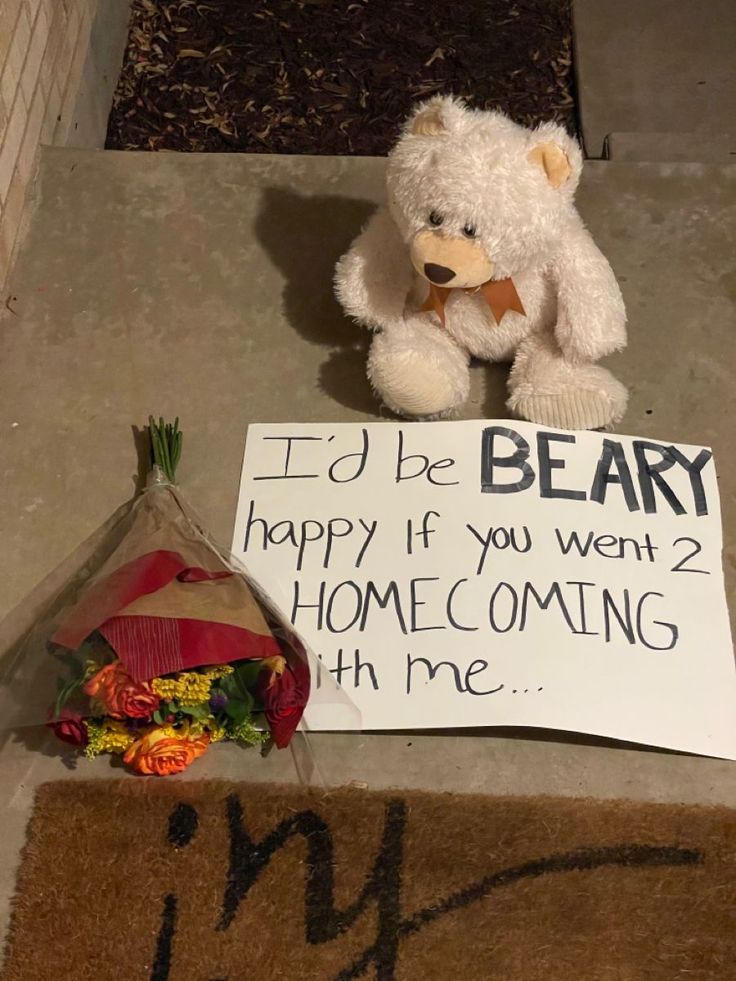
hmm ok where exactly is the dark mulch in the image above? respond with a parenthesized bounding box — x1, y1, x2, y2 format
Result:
(106, 0, 576, 155)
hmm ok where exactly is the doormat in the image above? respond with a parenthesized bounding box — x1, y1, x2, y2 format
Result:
(3, 781, 735, 980)
(106, 0, 575, 154)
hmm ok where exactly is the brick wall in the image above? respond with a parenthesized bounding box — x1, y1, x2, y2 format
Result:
(0, 0, 98, 289)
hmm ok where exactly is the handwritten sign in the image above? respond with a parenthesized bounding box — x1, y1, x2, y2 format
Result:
(232, 421, 736, 759)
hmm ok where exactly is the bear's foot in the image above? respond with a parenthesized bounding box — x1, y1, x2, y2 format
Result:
(368, 321, 470, 418)
(512, 389, 616, 430)
(371, 354, 459, 416)
(507, 334, 628, 431)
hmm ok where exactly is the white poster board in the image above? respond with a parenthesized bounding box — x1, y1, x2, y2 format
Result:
(232, 420, 736, 759)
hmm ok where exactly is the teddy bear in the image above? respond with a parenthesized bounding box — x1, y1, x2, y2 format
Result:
(334, 96, 627, 430)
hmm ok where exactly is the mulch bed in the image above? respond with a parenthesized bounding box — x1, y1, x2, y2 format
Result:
(4, 780, 736, 980)
(106, 0, 576, 155)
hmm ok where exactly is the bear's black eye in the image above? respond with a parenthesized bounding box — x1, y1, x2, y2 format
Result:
(463, 223, 477, 239)
(429, 211, 443, 227)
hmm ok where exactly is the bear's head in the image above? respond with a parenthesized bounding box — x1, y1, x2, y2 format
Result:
(386, 96, 583, 288)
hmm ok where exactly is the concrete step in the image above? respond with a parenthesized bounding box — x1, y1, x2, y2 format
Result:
(574, 0, 736, 159)
(2, 145, 735, 626)
(1, 148, 736, 935)
(605, 131, 736, 163)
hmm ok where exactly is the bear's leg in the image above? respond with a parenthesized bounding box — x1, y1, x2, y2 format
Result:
(507, 332, 627, 430)
(368, 319, 470, 417)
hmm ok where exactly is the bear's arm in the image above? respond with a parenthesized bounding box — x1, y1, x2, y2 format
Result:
(334, 207, 415, 330)
(551, 223, 627, 362)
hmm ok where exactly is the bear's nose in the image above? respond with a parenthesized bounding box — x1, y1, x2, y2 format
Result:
(424, 263, 455, 284)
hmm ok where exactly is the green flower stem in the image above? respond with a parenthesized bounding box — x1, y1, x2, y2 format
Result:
(148, 416, 183, 483)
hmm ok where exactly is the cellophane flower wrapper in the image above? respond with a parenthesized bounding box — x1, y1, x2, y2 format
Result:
(0, 466, 359, 778)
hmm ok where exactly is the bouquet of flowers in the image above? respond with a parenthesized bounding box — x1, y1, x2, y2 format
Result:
(0, 418, 354, 777)
(50, 640, 298, 776)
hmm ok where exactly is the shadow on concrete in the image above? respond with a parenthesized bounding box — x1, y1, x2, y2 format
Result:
(254, 186, 378, 414)
(254, 186, 517, 421)
(323, 726, 686, 758)
(481, 360, 511, 418)
(131, 424, 155, 495)
(318, 344, 374, 414)
(6, 724, 81, 769)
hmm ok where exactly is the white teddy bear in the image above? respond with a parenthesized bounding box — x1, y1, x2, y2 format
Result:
(334, 96, 627, 430)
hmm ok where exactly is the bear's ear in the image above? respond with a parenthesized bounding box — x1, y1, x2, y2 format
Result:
(410, 104, 446, 136)
(527, 142, 571, 188)
(407, 96, 465, 137)
(527, 123, 583, 191)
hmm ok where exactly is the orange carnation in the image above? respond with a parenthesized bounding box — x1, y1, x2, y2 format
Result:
(123, 726, 210, 776)
(84, 661, 160, 720)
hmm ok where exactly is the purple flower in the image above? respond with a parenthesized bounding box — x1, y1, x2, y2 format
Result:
(209, 691, 228, 712)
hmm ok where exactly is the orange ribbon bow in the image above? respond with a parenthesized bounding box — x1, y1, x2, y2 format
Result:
(419, 277, 526, 328)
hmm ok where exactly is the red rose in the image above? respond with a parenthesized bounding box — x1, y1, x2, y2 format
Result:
(257, 656, 307, 749)
(48, 714, 88, 748)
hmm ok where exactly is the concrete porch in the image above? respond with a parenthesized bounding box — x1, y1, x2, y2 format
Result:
(1, 145, 735, 938)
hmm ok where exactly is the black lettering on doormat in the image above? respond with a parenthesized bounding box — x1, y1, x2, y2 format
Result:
(150, 796, 703, 981)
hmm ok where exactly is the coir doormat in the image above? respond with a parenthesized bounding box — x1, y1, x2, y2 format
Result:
(3, 781, 735, 980)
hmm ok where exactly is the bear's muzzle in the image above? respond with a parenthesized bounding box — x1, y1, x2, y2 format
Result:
(410, 229, 494, 289)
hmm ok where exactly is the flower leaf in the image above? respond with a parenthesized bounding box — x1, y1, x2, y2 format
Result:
(53, 676, 85, 718)
(218, 674, 236, 698)
(54, 650, 86, 679)
(182, 702, 210, 719)
(224, 694, 253, 724)
(233, 660, 262, 691)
